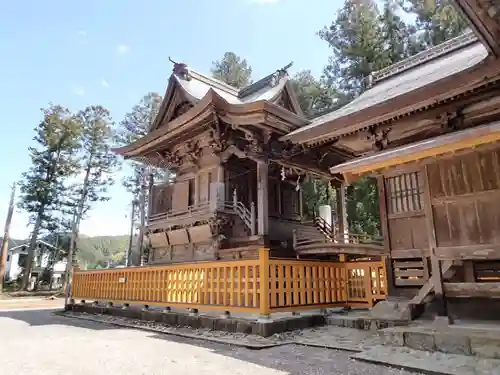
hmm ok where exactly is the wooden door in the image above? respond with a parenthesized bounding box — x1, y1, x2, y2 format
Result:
(385, 170, 429, 287)
(171, 180, 189, 211)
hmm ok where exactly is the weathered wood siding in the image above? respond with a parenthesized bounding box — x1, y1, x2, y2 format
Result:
(381, 144, 500, 290)
(428, 145, 500, 257)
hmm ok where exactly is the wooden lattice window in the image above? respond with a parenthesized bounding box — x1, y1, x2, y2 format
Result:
(386, 172, 423, 214)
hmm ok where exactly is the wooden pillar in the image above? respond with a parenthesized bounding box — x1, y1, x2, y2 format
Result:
(334, 181, 347, 242)
(422, 165, 448, 318)
(257, 161, 269, 237)
(376, 175, 397, 297)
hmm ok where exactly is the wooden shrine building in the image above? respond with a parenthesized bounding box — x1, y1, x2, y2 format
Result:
(283, 27, 500, 320)
(113, 62, 385, 266)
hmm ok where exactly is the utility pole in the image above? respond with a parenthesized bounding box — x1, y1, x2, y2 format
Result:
(0, 183, 16, 293)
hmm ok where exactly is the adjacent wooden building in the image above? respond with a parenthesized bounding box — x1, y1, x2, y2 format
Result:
(113, 62, 384, 267)
(284, 30, 500, 319)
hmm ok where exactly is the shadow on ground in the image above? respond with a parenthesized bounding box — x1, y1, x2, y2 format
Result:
(0, 308, 120, 331)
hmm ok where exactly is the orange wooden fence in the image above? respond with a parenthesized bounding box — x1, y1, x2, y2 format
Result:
(70, 249, 386, 315)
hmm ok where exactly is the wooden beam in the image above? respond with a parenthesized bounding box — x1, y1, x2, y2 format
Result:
(410, 260, 454, 305)
(376, 175, 397, 296)
(451, 0, 500, 57)
(330, 121, 500, 178)
(421, 164, 446, 315)
(444, 282, 500, 298)
(256, 161, 269, 237)
(435, 244, 500, 260)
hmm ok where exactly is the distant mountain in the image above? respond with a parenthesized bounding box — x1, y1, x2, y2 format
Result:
(76, 235, 129, 267)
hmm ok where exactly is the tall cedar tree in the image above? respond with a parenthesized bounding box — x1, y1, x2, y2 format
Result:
(400, 0, 467, 48)
(117, 92, 163, 213)
(117, 92, 163, 264)
(64, 105, 117, 273)
(211, 52, 252, 88)
(291, 70, 339, 118)
(318, 0, 413, 236)
(18, 105, 81, 289)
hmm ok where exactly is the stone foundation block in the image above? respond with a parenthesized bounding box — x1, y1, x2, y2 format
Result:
(434, 332, 471, 355)
(404, 331, 436, 352)
(470, 336, 500, 359)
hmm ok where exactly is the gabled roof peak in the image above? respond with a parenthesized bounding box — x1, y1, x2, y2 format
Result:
(372, 30, 478, 85)
(168, 58, 294, 99)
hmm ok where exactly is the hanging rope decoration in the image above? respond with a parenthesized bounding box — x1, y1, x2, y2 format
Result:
(295, 175, 301, 192)
(281, 166, 286, 181)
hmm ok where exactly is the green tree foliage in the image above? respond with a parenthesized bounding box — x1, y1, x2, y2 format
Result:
(291, 70, 339, 118)
(63, 105, 118, 272)
(400, 0, 468, 48)
(319, 0, 388, 98)
(116, 92, 164, 218)
(18, 104, 81, 289)
(116, 92, 163, 264)
(68, 105, 117, 223)
(211, 52, 252, 88)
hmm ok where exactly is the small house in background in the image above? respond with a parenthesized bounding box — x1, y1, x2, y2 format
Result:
(4, 239, 67, 289)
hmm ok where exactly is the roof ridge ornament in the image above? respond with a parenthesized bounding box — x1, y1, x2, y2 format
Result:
(169, 57, 190, 81)
(272, 61, 293, 87)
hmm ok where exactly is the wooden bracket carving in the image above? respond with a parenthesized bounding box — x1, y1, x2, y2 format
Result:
(438, 109, 464, 131)
(208, 118, 232, 154)
(367, 126, 391, 151)
(183, 140, 202, 166)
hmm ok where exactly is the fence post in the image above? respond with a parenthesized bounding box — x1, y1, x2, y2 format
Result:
(364, 265, 374, 307)
(258, 248, 270, 317)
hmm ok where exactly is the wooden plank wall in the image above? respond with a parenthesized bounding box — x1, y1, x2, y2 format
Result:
(383, 170, 430, 287)
(381, 144, 500, 291)
(427, 145, 500, 282)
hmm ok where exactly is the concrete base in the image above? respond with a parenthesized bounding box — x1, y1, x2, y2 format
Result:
(66, 303, 327, 337)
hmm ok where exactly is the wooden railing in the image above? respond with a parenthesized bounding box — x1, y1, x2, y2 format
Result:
(293, 216, 384, 248)
(70, 249, 386, 314)
(148, 194, 256, 235)
(148, 201, 212, 224)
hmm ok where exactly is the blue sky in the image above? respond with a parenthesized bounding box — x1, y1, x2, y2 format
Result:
(0, 0, 343, 239)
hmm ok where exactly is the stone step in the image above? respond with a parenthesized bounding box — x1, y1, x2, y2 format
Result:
(326, 313, 409, 331)
(351, 345, 500, 375)
(378, 325, 500, 359)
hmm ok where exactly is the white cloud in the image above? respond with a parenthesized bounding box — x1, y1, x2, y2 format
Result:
(76, 30, 87, 45)
(101, 79, 110, 88)
(116, 44, 130, 55)
(72, 86, 86, 97)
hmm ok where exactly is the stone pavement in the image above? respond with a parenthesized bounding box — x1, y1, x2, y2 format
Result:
(353, 345, 500, 375)
(61, 311, 385, 350)
(0, 307, 419, 375)
(61, 311, 500, 374)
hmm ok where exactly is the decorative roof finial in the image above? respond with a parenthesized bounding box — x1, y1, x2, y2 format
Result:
(277, 61, 293, 78)
(169, 57, 190, 80)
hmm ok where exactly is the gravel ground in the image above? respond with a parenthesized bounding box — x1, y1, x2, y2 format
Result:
(0, 308, 420, 375)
